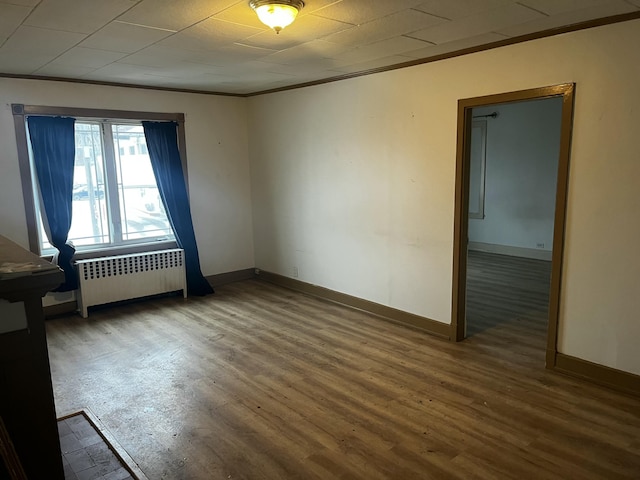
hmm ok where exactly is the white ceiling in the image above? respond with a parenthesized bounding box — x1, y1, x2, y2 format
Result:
(1, 0, 638, 95)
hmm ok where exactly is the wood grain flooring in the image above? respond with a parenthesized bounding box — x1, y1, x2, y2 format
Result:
(466, 250, 551, 344)
(46, 256, 640, 479)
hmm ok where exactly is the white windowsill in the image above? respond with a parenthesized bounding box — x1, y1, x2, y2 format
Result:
(41, 240, 179, 262)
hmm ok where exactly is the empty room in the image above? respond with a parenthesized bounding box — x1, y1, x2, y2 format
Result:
(1, 1, 640, 479)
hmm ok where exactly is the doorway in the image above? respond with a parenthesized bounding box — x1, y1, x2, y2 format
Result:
(451, 84, 575, 369)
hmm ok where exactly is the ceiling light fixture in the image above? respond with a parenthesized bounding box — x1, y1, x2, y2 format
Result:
(249, 0, 304, 34)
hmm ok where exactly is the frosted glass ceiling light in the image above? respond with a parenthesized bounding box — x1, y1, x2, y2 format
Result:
(250, 0, 304, 34)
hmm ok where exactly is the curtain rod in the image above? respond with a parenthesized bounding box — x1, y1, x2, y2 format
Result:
(473, 112, 499, 119)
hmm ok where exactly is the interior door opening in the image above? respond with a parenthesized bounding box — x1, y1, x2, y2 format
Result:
(451, 84, 575, 369)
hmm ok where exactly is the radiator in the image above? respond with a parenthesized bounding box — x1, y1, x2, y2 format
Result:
(76, 249, 187, 318)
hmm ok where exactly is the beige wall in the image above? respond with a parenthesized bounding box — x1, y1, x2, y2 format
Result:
(0, 78, 255, 276)
(248, 19, 640, 375)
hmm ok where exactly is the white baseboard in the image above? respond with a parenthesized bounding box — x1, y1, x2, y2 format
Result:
(468, 241, 552, 261)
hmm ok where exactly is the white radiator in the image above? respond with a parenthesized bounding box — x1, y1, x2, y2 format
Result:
(76, 249, 187, 318)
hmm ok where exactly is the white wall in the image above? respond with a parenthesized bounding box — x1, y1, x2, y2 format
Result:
(0, 78, 255, 277)
(468, 98, 562, 256)
(248, 19, 640, 376)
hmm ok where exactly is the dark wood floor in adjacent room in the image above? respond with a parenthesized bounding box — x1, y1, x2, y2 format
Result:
(46, 254, 640, 479)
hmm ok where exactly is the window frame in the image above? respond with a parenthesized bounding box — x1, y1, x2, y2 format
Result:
(12, 104, 188, 259)
(468, 119, 487, 220)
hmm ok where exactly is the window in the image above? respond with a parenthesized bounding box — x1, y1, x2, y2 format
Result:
(13, 105, 186, 256)
(468, 120, 487, 220)
(37, 121, 174, 253)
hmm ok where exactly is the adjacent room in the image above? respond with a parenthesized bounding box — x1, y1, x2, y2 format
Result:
(1, 1, 640, 479)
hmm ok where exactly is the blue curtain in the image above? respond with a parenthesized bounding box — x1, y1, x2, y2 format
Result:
(142, 121, 214, 296)
(27, 116, 78, 291)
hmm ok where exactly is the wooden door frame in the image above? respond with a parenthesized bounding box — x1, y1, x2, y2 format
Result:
(450, 83, 575, 368)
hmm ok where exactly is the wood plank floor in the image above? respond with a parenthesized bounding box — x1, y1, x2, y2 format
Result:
(46, 260, 640, 479)
(466, 250, 551, 345)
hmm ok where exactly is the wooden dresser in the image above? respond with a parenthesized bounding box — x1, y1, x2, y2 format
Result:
(0, 235, 65, 479)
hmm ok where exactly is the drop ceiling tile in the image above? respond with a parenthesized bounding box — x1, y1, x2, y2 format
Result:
(290, 56, 352, 70)
(254, 79, 298, 90)
(0, 3, 32, 38)
(260, 40, 351, 65)
(34, 63, 96, 77)
(115, 51, 191, 71)
(50, 47, 128, 68)
(214, 0, 350, 31)
(23, 0, 139, 34)
(497, 1, 639, 37)
(220, 42, 279, 59)
(333, 35, 432, 66)
(261, 61, 335, 75)
(211, 1, 267, 29)
(157, 17, 263, 52)
(218, 59, 283, 72)
(115, 45, 202, 67)
(294, 10, 357, 36)
(408, 3, 544, 44)
(79, 22, 174, 53)
(117, 0, 241, 31)
(312, 0, 425, 25)
(195, 68, 291, 91)
(287, 69, 345, 83)
(187, 43, 278, 66)
(172, 74, 234, 85)
(205, 58, 325, 78)
(0, 0, 634, 94)
(198, 64, 299, 90)
(79, 68, 188, 87)
(241, 13, 353, 50)
(155, 73, 238, 90)
(298, 0, 349, 16)
(204, 81, 253, 94)
(1, 25, 85, 55)
(402, 32, 510, 59)
(116, 62, 233, 79)
(0, 51, 55, 73)
(218, 59, 331, 79)
(322, 9, 446, 48)
(136, 76, 185, 88)
(412, 0, 515, 20)
(83, 78, 160, 89)
(231, 70, 293, 83)
(235, 33, 305, 51)
(83, 62, 167, 81)
(331, 54, 416, 74)
(176, 64, 239, 77)
(518, 0, 627, 16)
(1, 0, 40, 5)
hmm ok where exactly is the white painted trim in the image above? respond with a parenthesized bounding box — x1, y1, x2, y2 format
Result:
(468, 241, 552, 261)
